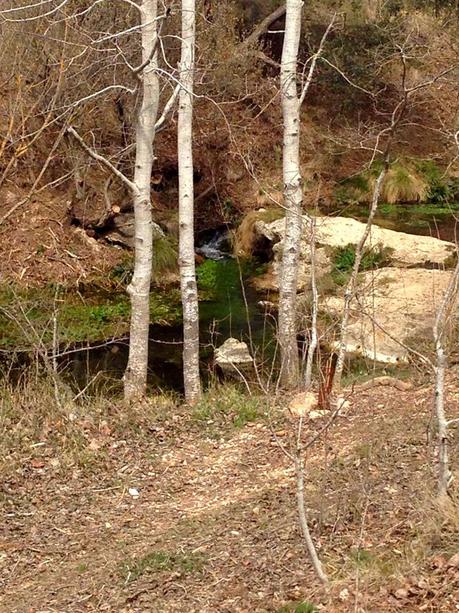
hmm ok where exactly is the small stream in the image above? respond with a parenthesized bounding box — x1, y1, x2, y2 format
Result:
(60, 230, 275, 394)
(7, 204, 458, 394)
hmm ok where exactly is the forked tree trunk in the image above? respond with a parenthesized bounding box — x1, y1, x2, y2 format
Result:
(124, 0, 160, 400)
(178, 0, 201, 403)
(278, 0, 304, 388)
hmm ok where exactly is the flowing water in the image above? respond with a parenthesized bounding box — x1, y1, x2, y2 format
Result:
(59, 232, 275, 394)
(7, 205, 458, 394)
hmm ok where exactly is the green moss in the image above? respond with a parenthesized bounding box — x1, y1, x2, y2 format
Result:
(0, 283, 182, 349)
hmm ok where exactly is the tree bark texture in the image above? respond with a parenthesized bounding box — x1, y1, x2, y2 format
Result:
(433, 258, 459, 497)
(124, 0, 160, 400)
(178, 0, 201, 404)
(278, 0, 304, 388)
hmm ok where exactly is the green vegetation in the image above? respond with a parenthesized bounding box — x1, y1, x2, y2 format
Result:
(192, 384, 264, 429)
(336, 160, 430, 205)
(0, 283, 182, 349)
(416, 160, 459, 204)
(330, 243, 393, 285)
(196, 256, 264, 302)
(121, 550, 207, 583)
(336, 159, 459, 207)
(278, 601, 319, 613)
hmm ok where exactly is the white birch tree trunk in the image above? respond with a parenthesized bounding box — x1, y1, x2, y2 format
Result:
(433, 258, 459, 497)
(124, 0, 160, 400)
(178, 0, 201, 403)
(278, 0, 304, 388)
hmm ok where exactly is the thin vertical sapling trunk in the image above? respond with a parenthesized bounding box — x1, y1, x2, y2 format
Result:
(332, 165, 387, 393)
(295, 417, 329, 583)
(304, 217, 318, 389)
(433, 253, 459, 498)
(178, 0, 201, 403)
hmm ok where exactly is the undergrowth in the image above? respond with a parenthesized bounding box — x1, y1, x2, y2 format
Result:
(0, 284, 182, 348)
(335, 159, 459, 206)
(330, 243, 393, 285)
(192, 384, 264, 430)
(121, 550, 207, 583)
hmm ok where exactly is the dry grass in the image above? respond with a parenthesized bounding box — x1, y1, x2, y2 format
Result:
(1, 373, 459, 611)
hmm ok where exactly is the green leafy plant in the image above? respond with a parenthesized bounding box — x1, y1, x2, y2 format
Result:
(331, 243, 393, 285)
(416, 160, 459, 203)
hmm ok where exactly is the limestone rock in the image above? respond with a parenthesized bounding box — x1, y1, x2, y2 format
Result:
(322, 267, 457, 363)
(261, 215, 454, 267)
(288, 391, 317, 418)
(254, 215, 455, 292)
(215, 338, 253, 375)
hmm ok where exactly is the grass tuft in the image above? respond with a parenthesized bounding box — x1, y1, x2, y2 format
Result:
(192, 384, 264, 429)
(121, 550, 207, 583)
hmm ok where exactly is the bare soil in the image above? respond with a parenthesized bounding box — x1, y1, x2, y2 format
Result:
(0, 187, 124, 287)
(2, 379, 459, 612)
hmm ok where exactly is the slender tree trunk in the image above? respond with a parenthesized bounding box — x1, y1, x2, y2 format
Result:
(332, 166, 387, 394)
(124, 0, 160, 400)
(278, 0, 304, 389)
(178, 0, 201, 403)
(433, 258, 459, 497)
(304, 217, 318, 389)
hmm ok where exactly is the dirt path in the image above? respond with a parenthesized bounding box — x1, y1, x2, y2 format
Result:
(2, 384, 459, 612)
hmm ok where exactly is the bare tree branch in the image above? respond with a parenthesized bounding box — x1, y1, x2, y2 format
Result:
(240, 5, 286, 48)
(66, 126, 138, 193)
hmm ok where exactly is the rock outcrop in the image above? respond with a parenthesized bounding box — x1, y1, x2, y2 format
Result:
(215, 338, 253, 376)
(251, 214, 457, 363)
(255, 215, 455, 291)
(322, 267, 457, 363)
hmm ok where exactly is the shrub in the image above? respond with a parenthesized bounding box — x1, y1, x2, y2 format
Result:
(416, 160, 459, 203)
(336, 160, 430, 205)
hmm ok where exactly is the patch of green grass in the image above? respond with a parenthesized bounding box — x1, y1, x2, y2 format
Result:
(277, 601, 319, 613)
(0, 283, 182, 348)
(330, 243, 393, 286)
(192, 384, 263, 429)
(121, 550, 207, 583)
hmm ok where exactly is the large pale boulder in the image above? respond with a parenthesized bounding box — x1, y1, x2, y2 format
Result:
(255, 216, 455, 291)
(322, 267, 457, 363)
(215, 338, 253, 375)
